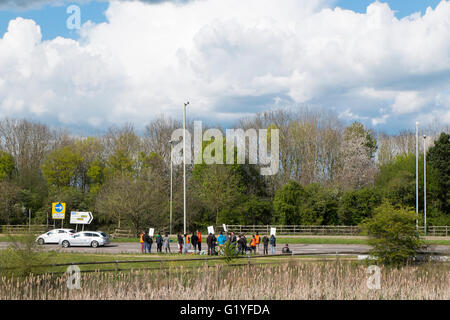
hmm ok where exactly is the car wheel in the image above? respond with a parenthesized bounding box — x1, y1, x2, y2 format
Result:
(62, 240, 70, 248)
(37, 238, 44, 245)
(91, 241, 99, 248)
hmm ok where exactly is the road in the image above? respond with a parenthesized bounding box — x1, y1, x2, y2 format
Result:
(0, 241, 449, 255)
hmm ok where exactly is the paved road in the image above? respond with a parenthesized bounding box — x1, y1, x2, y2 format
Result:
(1, 242, 448, 255)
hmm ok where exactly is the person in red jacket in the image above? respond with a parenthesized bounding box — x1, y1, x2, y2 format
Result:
(196, 230, 202, 252)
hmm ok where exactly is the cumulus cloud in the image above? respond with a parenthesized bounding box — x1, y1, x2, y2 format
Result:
(1, 0, 450, 132)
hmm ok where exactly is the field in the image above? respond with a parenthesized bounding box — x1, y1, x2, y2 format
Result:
(0, 260, 448, 300)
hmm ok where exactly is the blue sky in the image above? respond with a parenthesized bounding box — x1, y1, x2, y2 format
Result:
(0, 0, 449, 134)
(0, 1, 109, 40)
(0, 1, 444, 41)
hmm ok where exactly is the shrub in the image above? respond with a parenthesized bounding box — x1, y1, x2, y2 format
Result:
(0, 232, 55, 277)
(363, 202, 425, 267)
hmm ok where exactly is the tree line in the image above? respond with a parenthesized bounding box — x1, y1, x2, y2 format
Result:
(0, 109, 448, 234)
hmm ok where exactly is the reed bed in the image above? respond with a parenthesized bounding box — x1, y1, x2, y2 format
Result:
(0, 261, 448, 300)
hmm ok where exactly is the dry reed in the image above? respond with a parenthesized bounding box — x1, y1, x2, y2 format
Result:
(0, 261, 448, 300)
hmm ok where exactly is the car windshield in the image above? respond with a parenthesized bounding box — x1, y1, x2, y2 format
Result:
(69, 230, 75, 233)
(100, 232, 108, 237)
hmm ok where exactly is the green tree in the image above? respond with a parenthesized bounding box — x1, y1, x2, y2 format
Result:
(301, 184, 339, 225)
(273, 181, 304, 224)
(338, 187, 382, 225)
(427, 133, 450, 214)
(364, 202, 425, 267)
(192, 164, 244, 225)
(0, 150, 15, 180)
(41, 146, 83, 188)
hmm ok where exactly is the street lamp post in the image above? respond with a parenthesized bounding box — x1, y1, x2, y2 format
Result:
(183, 102, 189, 235)
(423, 135, 427, 236)
(169, 140, 175, 235)
(415, 122, 419, 233)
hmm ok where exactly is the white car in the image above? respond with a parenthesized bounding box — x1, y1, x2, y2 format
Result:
(59, 231, 110, 248)
(36, 229, 76, 245)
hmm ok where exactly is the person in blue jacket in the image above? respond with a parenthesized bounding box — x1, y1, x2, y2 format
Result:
(217, 231, 227, 254)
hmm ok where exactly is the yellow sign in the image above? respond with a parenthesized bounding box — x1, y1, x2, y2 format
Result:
(52, 202, 66, 219)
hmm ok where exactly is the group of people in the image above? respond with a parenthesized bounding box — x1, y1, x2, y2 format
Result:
(139, 231, 172, 254)
(139, 230, 291, 255)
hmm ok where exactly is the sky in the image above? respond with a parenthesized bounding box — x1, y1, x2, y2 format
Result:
(0, 0, 450, 135)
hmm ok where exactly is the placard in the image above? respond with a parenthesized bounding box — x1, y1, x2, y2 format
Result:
(270, 227, 276, 236)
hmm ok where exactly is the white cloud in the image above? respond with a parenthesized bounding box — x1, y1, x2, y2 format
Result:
(391, 91, 429, 114)
(1, 0, 450, 132)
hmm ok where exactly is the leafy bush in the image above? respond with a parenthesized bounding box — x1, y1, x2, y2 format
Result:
(363, 202, 426, 267)
(222, 241, 238, 265)
(0, 232, 55, 277)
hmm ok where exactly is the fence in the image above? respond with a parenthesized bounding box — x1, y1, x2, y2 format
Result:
(0, 225, 49, 234)
(111, 228, 135, 239)
(223, 225, 361, 236)
(1, 224, 448, 237)
(223, 225, 449, 236)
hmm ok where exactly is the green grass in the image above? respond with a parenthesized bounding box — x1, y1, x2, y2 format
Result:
(1, 250, 355, 275)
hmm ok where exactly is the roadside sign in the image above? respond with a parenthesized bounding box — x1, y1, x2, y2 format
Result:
(222, 224, 227, 232)
(207, 226, 214, 235)
(70, 211, 93, 224)
(52, 202, 66, 219)
(149, 228, 154, 237)
(270, 227, 276, 236)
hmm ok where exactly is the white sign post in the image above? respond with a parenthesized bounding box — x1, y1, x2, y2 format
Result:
(222, 224, 227, 232)
(207, 226, 215, 235)
(270, 227, 276, 236)
(149, 228, 154, 237)
(70, 212, 93, 225)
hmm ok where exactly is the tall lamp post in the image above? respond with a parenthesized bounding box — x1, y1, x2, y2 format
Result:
(423, 135, 427, 236)
(169, 140, 175, 235)
(183, 102, 189, 235)
(415, 122, 419, 233)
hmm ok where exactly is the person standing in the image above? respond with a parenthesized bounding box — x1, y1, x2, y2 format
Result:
(255, 232, 261, 253)
(237, 234, 246, 255)
(230, 232, 237, 249)
(217, 231, 226, 254)
(143, 231, 151, 253)
(139, 231, 145, 253)
(250, 235, 257, 254)
(156, 232, 163, 253)
(211, 233, 217, 255)
(177, 232, 184, 254)
(148, 234, 153, 253)
(196, 230, 202, 252)
(183, 233, 191, 254)
(262, 234, 269, 255)
(191, 232, 199, 254)
(163, 232, 171, 253)
(207, 233, 214, 255)
(270, 234, 276, 255)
